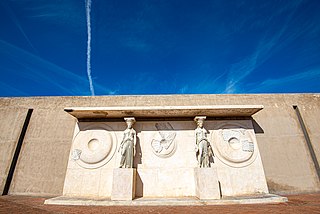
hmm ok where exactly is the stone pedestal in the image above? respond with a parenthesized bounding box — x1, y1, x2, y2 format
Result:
(194, 167, 221, 200)
(111, 168, 136, 200)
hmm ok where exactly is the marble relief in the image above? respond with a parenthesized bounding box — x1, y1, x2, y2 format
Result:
(151, 122, 177, 158)
(119, 117, 136, 168)
(194, 116, 214, 168)
(212, 122, 257, 168)
(70, 123, 117, 169)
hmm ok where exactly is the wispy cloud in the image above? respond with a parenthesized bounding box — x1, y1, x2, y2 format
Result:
(225, 53, 259, 93)
(0, 80, 29, 97)
(191, 70, 228, 94)
(23, 1, 85, 30)
(176, 64, 228, 94)
(122, 37, 152, 52)
(126, 72, 157, 94)
(249, 67, 320, 92)
(178, 85, 189, 94)
(0, 1, 38, 54)
(9, 0, 97, 96)
(224, 0, 306, 93)
(0, 40, 115, 96)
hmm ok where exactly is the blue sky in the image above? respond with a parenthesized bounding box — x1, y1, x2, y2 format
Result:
(0, 0, 320, 96)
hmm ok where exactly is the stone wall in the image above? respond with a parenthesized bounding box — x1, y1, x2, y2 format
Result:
(0, 106, 28, 194)
(0, 94, 319, 196)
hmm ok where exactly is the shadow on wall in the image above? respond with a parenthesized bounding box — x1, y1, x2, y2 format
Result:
(134, 136, 143, 198)
(135, 172, 144, 198)
(77, 119, 265, 133)
(252, 119, 264, 134)
(134, 136, 142, 167)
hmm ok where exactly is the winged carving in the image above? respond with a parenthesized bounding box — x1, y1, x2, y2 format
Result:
(151, 123, 176, 155)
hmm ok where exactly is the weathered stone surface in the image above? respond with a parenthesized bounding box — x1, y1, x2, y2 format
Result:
(9, 108, 76, 196)
(0, 94, 319, 196)
(194, 167, 221, 199)
(64, 105, 264, 119)
(62, 119, 268, 198)
(0, 108, 28, 194)
(111, 168, 136, 200)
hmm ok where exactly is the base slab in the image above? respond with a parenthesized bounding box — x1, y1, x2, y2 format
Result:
(194, 167, 221, 199)
(45, 194, 287, 206)
(111, 168, 136, 200)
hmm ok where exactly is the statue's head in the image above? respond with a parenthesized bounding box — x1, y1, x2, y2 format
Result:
(197, 120, 204, 128)
(124, 117, 136, 129)
(194, 116, 206, 128)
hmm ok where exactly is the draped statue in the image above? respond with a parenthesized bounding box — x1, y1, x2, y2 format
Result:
(194, 116, 213, 168)
(119, 117, 136, 168)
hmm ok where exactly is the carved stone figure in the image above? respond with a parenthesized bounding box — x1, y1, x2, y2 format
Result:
(119, 117, 136, 168)
(71, 149, 82, 160)
(194, 116, 213, 168)
(151, 122, 177, 157)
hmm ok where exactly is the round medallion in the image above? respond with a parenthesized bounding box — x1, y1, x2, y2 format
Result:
(211, 122, 257, 168)
(71, 123, 117, 169)
(150, 122, 177, 158)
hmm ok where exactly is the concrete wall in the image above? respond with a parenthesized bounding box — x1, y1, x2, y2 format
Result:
(0, 104, 28, 194)
(0, 94, 319, 196)
(252, 94, 320, 194)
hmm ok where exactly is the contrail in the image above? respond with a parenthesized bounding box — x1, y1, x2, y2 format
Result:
(86, 0, 95, 96)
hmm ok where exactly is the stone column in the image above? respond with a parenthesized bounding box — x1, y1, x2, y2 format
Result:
(194, 167, 221, 200)
(111, 168, 136, 200)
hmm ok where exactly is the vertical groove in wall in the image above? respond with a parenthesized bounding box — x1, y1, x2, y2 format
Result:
(293, 105, 320, 181)
(2, 109, 33, 195)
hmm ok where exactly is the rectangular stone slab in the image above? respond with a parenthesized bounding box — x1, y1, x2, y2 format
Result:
(64, 105, 264, 119)
(111, 168, 136, 201)
(194, 167, 221, 200)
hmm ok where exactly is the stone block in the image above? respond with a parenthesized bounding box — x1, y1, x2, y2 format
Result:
(194, 167, 220, 200)
(111, 168, 136, 200)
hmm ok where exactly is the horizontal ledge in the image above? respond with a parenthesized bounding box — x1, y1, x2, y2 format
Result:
(64, 105, 264, 119)
(45, 194, 287, 206)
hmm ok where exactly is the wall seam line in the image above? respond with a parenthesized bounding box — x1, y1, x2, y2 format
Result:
(2, 109, 33, 195)
(293, 105, 320, 182)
